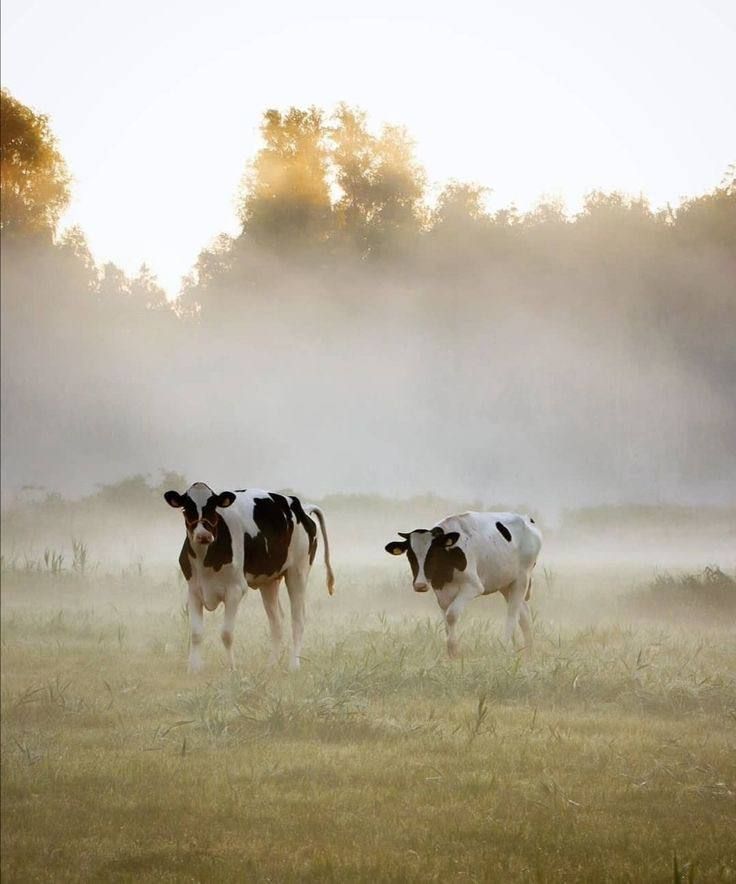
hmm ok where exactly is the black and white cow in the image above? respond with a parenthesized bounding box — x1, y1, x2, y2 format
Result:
(385, 512, 541, 658)
(165, 483, 334, 671)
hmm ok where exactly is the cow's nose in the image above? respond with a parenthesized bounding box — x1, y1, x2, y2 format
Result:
(413, 582, 429, 592)
(196, 534, 213, 545)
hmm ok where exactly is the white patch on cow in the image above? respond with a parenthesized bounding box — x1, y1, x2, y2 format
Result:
(406, 531, 434, 590)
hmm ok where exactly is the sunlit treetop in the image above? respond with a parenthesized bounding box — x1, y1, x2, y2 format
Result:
(0, 88, 71, 238)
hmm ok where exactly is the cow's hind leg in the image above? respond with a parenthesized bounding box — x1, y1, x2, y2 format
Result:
(518, 600, 533, 655)
(221, 585, 243, 670)
(504, 576, 530, 649)
(284, 567, 308, 671)
(260, 579, 283, 666)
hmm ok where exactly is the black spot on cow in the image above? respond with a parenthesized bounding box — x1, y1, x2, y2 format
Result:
(178, 537, 195, 580)
(529, 517, 535, 524)
(203, 516, 233, 571)
(165, 491, 201, 529)
(234, 489, 247, 492)
(172, 493, 199, 525)
(243, 493, 295, 578)
(425, 533, 467, 590)
(496, 521, 512, 543)
(290, 496, 318, 564)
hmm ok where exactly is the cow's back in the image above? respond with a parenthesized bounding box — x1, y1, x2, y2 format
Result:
(438, 511, 541, 592)
(230, 489, 315, 586)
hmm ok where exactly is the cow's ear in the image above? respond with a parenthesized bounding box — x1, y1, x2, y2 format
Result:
(385, 540, 408, 556)
(443, 532, 460, 548)
(164, 490, 183, 508)
(216, 491, 236, 508)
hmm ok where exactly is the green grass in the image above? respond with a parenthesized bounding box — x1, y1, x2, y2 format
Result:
(1, 567, 735, 882)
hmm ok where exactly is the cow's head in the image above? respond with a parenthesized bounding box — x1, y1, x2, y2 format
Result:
(384, 527, 466, 591)
(164, 482, 235, 546)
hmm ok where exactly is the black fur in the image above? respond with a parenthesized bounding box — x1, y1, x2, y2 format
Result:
(178, 537, 194, 580)
(203, 516, 233, 571)
(179, 494, 199, 525)
(243, 493, 295, 578)
(290, 496, 318, 564)
(425, 535, 467, 589)
(496, 521, 512, 542)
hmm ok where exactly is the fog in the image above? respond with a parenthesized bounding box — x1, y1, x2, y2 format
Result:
(2, 245, 735, 515)
(2, 98, 735, 518)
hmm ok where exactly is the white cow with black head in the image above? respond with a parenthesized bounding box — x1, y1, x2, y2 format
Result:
(165, 483, 334, 672)
(385, 512, 541, 658)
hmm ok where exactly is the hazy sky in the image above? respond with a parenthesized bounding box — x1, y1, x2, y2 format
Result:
(2, 0, 735, 293)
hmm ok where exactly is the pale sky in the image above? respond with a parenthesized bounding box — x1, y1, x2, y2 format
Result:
(2, 0, 735, 294)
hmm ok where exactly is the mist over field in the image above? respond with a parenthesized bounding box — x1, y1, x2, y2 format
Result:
(2, 99, 735, 510)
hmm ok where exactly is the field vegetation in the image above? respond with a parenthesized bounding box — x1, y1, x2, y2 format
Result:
(2, 536, 734, 882)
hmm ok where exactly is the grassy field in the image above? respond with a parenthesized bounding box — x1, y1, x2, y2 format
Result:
(1, 561, 735, 883)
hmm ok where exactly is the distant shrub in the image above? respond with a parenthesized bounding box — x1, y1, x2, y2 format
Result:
(627, 566, 736, 619)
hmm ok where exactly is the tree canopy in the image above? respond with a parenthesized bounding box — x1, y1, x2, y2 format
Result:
(1, 88, 71, 237)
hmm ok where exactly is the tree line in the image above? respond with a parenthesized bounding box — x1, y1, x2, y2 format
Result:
(2, 87, 734, 322)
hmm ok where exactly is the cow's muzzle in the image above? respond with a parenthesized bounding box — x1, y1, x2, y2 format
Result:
(194, 531, 214, 545)
(413, 582, 429, 592)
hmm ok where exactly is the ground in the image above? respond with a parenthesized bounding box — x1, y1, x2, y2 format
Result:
(1, 563, 734, 882)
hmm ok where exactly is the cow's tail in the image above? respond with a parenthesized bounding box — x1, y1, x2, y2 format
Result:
(306, 505, 335, 595)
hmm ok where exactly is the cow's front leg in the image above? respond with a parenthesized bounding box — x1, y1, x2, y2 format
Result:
(187, 587, 205, 673)
(221, 585, 243, 670)
(442, 584, 481, 659)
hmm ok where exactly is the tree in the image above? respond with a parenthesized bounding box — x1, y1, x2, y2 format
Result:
(238, 107, 332, 250)
(1, 88, 71, 237)
(331, 105, 379, 254)
(576, 191, 655, 234)
(673, 172, 736, 249)
(425, 181, 490, 263)
(130, 264, 168, 310)
(523, 196, 567, 229)
(330, 107, 427, 257)
(57, 225, 98, 295)
(432, 182, 489, 229)
(366, 124, 426, 255)
(98, 262, 130, 300)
